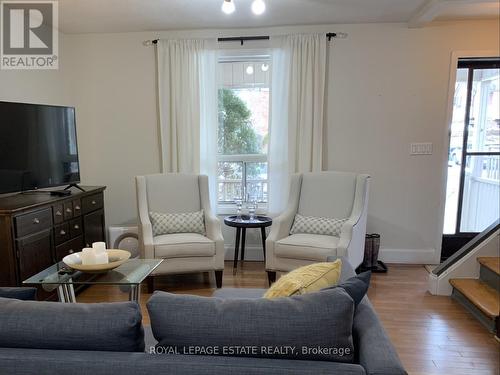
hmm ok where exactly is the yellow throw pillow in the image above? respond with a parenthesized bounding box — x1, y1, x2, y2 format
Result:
(264, 259, 342, 299)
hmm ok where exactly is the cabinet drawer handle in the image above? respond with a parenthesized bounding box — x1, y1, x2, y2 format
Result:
(33, 218, 40, 224)
(66, 208, 72, 213)
(91, 200, 97, 205)
(74, 225, 80, 230)
(55, 211, 62, 216)
(74, 205, 81, 210)
(60, 230, 66, 235)
(68, 249, 74, 254)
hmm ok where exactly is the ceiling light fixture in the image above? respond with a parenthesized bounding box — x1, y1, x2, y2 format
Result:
(246, 65, 254, 75)
(221, 0, 235, 14)
(261, 63, 269, 72)
(251, 0, 266, 15)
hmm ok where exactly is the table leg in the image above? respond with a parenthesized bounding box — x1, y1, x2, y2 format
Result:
(57, 283, 76, 303)
(129, 285, 134, 301)
(66, 281, 76, 303)
(57, 285, 67, 303)
(240, 228, 246, 262)
(233, 227, 241, 274)
(261, 226, 267, 260)
(129, 284, 140, 302)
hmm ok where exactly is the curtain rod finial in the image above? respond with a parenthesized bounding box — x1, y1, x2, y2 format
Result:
(143, 39, 159, 46)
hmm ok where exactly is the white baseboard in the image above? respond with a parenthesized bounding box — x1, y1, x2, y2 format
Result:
(224, 245, 265, 261)
(379, 248, 437, 264)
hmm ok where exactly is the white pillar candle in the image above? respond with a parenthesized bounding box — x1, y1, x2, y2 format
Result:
(92, 242, 106, 253)
(94, 252, 109, 265)
(81, 248, 97, 265)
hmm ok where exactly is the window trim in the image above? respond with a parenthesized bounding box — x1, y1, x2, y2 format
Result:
(218, 154, 267, 163)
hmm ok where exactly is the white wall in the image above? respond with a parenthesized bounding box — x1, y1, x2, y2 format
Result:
(325, 22, 499, 263)
(2, 21, 499, 262)
(0, 33, 73, 106)
(63, 33, 161, 228)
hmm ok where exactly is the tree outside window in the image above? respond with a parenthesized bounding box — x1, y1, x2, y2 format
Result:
(217, 59, 270, 204)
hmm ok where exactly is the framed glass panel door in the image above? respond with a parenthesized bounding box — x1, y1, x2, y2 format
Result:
(442, 58, 500, 258)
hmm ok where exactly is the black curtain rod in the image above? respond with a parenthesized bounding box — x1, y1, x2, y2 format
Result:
(218, 35, 270, 45)
(151, 33, 337, 46)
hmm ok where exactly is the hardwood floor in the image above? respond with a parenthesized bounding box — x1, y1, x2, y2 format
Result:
(77, 261, 500, 375)
(368, 264, 499, 375)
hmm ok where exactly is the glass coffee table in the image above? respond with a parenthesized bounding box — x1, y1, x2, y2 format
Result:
(23, 259, 163, 303)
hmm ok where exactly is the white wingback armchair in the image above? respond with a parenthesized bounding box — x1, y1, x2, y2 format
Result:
(136, 173, 225, 291)
(266, 171, 370, 284)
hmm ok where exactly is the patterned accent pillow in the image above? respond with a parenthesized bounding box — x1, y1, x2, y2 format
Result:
(150, 210, 205, 236)
(290, 214, 347, 237)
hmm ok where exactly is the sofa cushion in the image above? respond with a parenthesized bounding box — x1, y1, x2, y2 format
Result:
(154, 233, 215, 258)
(213, 288, 265, 299)
(275, 234, 339, 261)
(150, 210, 205, 236)
(264, 259, 342, 299)
(147, 287, 355, 363)
(290, 214, 347, 237)
(323, 271, 371, 307)
(328, 256, 356, 282)
(0, 298, 145, 352)
(0, 348, 367, 375)
(213, 257, 355, 301)
(0, 287, 37, 301)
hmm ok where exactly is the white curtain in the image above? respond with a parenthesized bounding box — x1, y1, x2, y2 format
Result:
(157, 39, 218, 206)
(199, 49, 219, 207)
(157, 39, 203, 173)
(268, 33, 328, 214)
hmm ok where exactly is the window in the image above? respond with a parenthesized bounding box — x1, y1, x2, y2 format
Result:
(217, 56, 270, 205)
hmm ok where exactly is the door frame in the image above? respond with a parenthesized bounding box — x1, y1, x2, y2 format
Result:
(436, 50, 499, 262)
(454, 58, 500, 235)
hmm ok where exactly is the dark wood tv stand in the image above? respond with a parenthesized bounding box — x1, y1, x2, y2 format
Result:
(0, 186, 106, 297)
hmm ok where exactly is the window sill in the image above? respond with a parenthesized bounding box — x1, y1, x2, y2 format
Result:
(217, 204, 268, 216)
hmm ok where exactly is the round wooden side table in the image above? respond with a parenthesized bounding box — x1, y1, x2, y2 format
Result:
(224, 215, 273, 274)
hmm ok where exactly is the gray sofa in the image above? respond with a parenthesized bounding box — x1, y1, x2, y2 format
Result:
(0, 259, 406, 375)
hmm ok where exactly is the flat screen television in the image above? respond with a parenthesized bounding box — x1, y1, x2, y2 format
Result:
(0, 101, 80, 194)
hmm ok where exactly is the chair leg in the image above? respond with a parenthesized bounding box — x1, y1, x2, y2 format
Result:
(260, 227, 267, 260)
(215, 270, 223, 288)
(147, 276, 155, 294)
(267, 271, 276, 286)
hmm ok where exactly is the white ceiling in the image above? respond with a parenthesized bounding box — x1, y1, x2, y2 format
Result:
(436, 1, 500, 21)
(57, 0, 500, 33)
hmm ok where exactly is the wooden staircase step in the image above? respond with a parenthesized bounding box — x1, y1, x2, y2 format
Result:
(450, 279, 499, 319)
(478, 257, 500, 276)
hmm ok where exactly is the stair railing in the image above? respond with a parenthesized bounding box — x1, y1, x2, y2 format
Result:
(433, 219, 500, 276)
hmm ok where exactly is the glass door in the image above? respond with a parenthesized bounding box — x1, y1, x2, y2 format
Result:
(442, 58, 500, 259)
